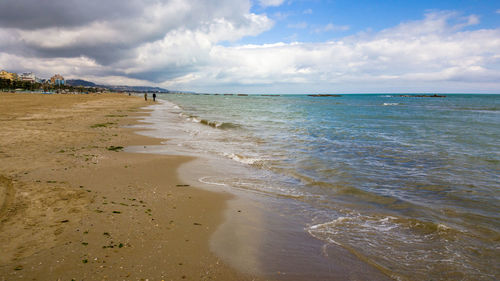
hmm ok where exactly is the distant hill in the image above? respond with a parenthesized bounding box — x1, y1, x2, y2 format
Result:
(65, 79, 169, 93)
(66, 79, 97, 87)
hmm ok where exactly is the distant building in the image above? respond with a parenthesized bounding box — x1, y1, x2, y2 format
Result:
(50, 74, 65, 85)
(0, 70, 18, 81)
(19, 72, 37, 83)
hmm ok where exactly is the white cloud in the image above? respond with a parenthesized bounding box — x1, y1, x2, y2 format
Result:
(467, 14, 480, 25)
(156, 12, 500, 93)
(314, 23, 350, 33)
(0, 0, 273, 82)
(272, 11, 293, 21)
(0, 0, 265, 65)
(259, 0, 285, 7)
(1, 5, 499, 93)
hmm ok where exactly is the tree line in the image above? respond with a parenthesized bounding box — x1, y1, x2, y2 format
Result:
(0, 78, 99, 93)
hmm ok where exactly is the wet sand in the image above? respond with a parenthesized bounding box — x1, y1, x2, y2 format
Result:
(0, 93, 260, 280)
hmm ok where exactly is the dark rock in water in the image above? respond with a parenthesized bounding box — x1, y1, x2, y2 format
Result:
(308, 94, 342, 97)
(237, 94, 248, 96)
(399, 94, 446, 98)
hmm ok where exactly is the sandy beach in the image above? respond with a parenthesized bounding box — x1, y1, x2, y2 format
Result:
(0, 93, 261, 280)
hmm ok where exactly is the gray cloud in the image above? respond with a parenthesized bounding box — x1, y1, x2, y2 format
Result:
(0, 0, 263, 67)
(0, 0, 139, 29)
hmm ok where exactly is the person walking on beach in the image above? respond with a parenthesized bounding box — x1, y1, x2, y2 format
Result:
(153, 93, 156, 102)
(144, 93, 147, 101)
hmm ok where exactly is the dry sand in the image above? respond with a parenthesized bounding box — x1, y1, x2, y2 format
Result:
(0, 93, 263, 280)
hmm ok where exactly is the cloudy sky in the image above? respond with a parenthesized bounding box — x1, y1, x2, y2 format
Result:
(0, 0, 499, 94)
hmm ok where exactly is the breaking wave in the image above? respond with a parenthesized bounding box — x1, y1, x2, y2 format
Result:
(178, 112, 240, 129)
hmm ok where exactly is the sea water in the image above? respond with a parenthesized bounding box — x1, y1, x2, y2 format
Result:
(139, 94, 499, 280)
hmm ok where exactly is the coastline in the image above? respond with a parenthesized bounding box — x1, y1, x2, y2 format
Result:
(126, 94, 500, 281)
(0, 93, 260, 280)
(129, 98, 393, 281)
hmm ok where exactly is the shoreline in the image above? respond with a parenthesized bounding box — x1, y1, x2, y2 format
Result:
(0, 93, 261, 280)
(130, 98, 393, 281)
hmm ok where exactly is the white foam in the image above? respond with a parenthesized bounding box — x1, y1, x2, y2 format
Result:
(159, 99, 180, 109)
(383, 103, 399, 106)
(308, 215, 402, 236)
(198, 176, 227, 186)
(309, 217, 348, 230)
(437, 223, 450, 231)
(223, 152, 263, 165)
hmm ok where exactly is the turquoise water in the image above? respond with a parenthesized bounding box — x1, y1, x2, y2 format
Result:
(155, 94, 499, 280)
